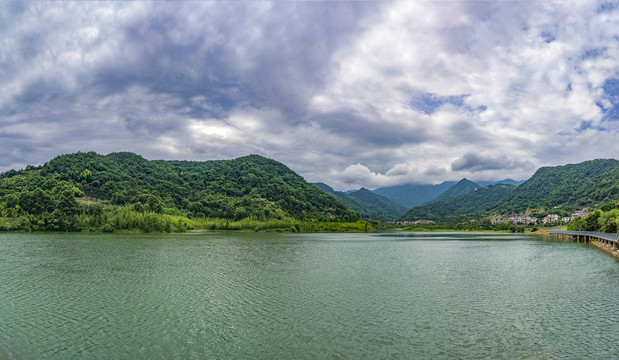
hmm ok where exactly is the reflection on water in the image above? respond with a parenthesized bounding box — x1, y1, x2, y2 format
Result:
(0, 232, 617, 359)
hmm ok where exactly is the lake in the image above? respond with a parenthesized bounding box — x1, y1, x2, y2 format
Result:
(0, 231, 617, 359)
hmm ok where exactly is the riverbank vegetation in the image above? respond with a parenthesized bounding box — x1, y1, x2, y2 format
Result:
(0, 203, 373, 233)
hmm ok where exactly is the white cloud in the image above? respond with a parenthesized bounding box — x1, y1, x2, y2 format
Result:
(305, 0, 619, 188)
(0, 1, 618, 192)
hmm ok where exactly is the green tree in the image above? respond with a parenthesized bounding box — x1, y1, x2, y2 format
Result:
(57, 190, 80, 215)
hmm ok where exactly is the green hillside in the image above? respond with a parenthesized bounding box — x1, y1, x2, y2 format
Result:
(0, 152, 361, 232)
(401, 184, 516, 222)
(491, 158, 619, 215)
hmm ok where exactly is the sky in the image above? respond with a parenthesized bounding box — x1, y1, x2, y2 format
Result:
(1, 1, 618, 190)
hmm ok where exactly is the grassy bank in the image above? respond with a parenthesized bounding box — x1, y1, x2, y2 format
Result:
(0, 206, 373, 234)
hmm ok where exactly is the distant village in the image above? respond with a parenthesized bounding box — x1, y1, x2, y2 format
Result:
(395, 220, 436, 226)
(498, 210, 588, 226)
(396, 210, 588, 227)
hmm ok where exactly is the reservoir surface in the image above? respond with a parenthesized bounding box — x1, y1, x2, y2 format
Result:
(1, 232, 617, 359)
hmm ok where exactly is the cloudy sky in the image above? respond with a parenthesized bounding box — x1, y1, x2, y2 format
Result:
(1, 1, 618, 190)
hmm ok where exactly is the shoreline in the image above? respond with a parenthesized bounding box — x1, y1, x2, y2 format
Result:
(589, 240, 619, 259)
(538, 230, 619, 259)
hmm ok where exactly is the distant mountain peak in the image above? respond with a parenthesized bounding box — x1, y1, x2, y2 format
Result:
(432, 179, 479, 202)
(372, 181, 456, 208)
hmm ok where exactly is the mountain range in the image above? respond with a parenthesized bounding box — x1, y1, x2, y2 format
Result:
(400, 159, 619, 222)
(316, 160, 619, 223)
(2, 152, 619, 228)
(316, 178, 524, 221)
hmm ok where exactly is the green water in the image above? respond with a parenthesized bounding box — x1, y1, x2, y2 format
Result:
(0, 232, 617, 359)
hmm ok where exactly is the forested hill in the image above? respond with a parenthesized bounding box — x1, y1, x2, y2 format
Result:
(0, 152, 359, 224)
(431, 178, 479, 202)
(489, 158, 619, 214)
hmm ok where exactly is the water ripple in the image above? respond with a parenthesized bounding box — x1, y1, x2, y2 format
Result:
(0, 232, 617, 359)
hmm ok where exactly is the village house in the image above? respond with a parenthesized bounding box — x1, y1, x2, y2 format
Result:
(571, 210, 587, 219)
(543, 214, 559, 224)
(507, 216, 537, 225)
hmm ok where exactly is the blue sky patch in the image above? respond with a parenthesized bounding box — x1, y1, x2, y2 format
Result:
(582, 47, 607, 59)
(597, 2, 618, 13)
(599, 78, 619, 121)
(541, 31, 556, 43)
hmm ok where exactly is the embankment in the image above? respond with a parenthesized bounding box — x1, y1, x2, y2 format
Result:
(590, 240, 619, 259)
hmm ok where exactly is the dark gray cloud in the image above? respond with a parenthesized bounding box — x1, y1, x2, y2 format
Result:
(0, 1, 381, 169)
(310, 109, 429, 149)
(451, 153, 534, 172)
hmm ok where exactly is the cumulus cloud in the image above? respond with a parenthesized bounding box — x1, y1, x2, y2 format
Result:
(424, 166, 448, 178)
(0, 1, 618, 190)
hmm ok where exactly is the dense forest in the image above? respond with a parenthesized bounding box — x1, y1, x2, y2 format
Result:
(490, 159, 619, 215)
(0, 152, 366, 232)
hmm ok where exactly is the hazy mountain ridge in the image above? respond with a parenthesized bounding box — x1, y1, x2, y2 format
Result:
(476, 179, 523, 187)
(313, 183, 408, 221)
(365, 179, 521, 209)
(372, 182, 456, 208)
